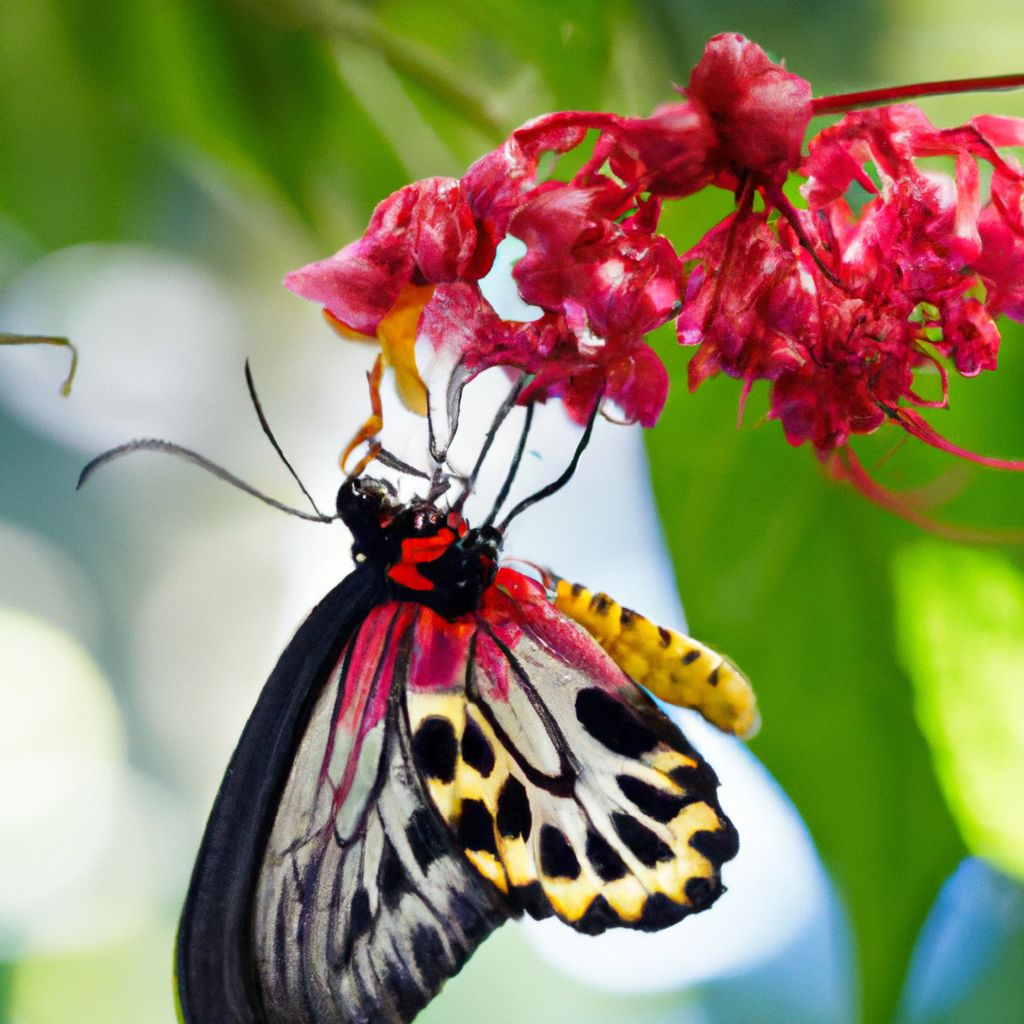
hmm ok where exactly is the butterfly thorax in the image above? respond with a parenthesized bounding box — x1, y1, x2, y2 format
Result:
(337, 476, 502, 619)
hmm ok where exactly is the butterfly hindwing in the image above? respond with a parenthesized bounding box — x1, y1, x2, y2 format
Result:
(407, 570, 739, 936)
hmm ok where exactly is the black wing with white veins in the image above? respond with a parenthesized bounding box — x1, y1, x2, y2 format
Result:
(253, 615, 510, 1024)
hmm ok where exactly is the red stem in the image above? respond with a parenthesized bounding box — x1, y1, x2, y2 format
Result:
(812, 73, 1024, 115)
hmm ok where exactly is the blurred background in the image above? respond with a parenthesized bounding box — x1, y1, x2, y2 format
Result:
(2, 2, 1024, 1022)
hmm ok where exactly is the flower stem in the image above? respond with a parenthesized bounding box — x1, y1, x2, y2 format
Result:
(812, 74, 1024, 115)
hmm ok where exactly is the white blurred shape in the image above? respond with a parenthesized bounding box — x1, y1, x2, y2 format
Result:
(10, 771, 186, 957)
(132, 516, 292, 798)
(0, 244, 243, 451)
(0, 607, 123, 944)
(478, 236, 544, 322)
(0, 520, 101, 646)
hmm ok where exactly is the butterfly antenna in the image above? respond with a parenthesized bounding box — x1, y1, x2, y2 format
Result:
(497, 396, 600, 530)
(245, 360, 325, 518)
(481, 402, 534, 529)
(76, 440, 334, 523)
(452, 373, 531, 515)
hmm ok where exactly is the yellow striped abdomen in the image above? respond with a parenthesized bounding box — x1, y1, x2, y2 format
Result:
(554, 580, 759, 739)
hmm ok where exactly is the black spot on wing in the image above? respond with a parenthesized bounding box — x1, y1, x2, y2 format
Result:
(511, 880, 552, 919)
(669, 761, 721, 796)
(406, 807, 450, 874)
(576, 893, 618, 934)
(575, 688, 659, 758)
(461, 716, 495, 777)
(617, 774, 693, 823)
(690, 820, 739, 864)
(585, 828, 627, 882)
(684, 874, 722, 911)
(410, 923, 446, 979)
(682, 649, 701, 665)
(611, 812, 674, 867)
(378, 836, 408, 910)
(340, 887, 372, 963)
(638, 892, 689, 930)
(539, 825, 581, 880)
(495, 776, 532, 840)
(657, 626, 673, 647)
(458, 799, 498, 856)
(662, 720, 700, 759)
(383, 958, 423, 1022)
(573, 892, 690, 934)
(412, 715, 459, 783)
(450, 891, 494, 943)
(708, 665, 721, 686)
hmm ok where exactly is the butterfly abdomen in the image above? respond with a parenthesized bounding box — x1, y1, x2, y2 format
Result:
(553, 580, 759, 738)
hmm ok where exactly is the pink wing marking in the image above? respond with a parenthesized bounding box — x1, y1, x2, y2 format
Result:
(407, 605, 475, 693)
(320, 602, 417, 815)
(488, 568, 632, 694)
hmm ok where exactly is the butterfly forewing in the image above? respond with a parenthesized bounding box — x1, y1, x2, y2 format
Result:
(175, 569, 380, 1024)
(254, 605, 509, 1024)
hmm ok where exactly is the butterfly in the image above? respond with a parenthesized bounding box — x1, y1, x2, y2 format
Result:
(75, 362, 755, 1022)
(172, 469, 758, 1024)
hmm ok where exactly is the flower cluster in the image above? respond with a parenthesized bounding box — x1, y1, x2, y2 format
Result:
(287, 33, 1024, 502)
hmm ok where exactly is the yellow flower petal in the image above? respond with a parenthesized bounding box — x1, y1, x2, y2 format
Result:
(321, 284, 431, 416)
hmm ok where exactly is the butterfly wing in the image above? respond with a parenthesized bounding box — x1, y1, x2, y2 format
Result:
(252, 603, 510, 1024)
(409, 569, 739, 936)
(175, 566, 380, 1023)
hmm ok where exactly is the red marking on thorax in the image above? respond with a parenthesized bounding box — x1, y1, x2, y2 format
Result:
(387, 528, 457, 591)
(447, 512, 469, 537)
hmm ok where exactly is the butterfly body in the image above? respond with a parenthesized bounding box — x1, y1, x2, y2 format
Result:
(553, 579, 759, 739)
(176, 477, 740, 1024)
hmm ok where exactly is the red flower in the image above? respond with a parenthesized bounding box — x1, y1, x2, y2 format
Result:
(285, 177, 491, 336)
(288, 113, 679, 427)
(679, 83, 1024, 481)
(684, 32, 813, 190)
(285, 29, 1024, 521)
(678, 211, 812, 390)
(417, 283, 669, 428)
(975, 157, 1024, 321)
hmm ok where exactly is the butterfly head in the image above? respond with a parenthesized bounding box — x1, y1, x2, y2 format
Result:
(337, 476, 504, 618)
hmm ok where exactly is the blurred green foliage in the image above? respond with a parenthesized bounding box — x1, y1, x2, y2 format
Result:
(894, 545, 1024, 880)
(3, 2, 1023, 1023)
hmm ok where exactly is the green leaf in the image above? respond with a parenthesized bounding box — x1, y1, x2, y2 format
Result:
(893, 544, 1024, 882)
